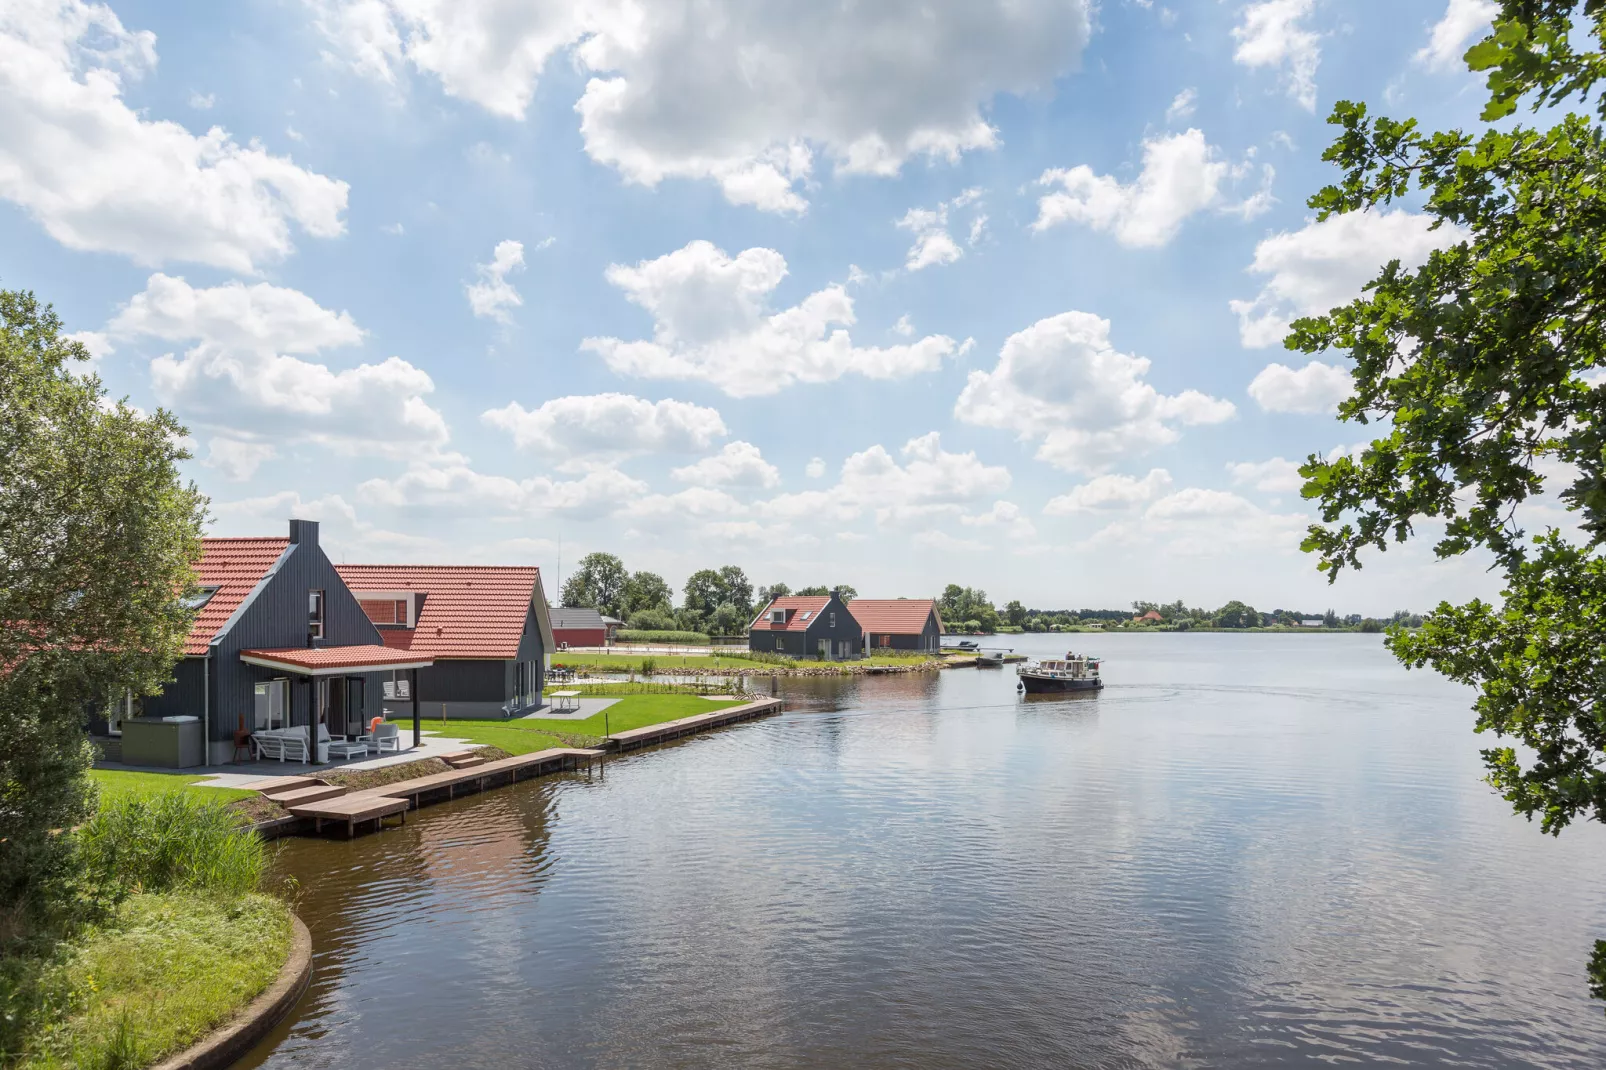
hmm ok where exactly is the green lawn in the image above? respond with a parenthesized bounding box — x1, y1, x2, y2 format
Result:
(16, 891, 291, 1070)
(395, 694, 747, 752)
(551, 652, 758, 671)
(89, 769, 256, 805)
(552, 651, 941, 671)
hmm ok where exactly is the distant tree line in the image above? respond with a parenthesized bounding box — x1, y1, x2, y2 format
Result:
(559, 553, 859, 637)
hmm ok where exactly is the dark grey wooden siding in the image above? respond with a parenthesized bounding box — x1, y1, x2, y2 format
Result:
(207, 520, 385, 738)
(747, 595, 863, 658)
(868, 611, 941, 652)
(417, 660, 506, 704)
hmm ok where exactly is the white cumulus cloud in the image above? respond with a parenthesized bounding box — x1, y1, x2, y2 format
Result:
(1229, 210, 1457, 347)
(897, 188, 985, 271)
(1227, 456, 1305, 492)
(672, 441, 781, 489)
(1, 1, 348, 271)
(1166, 87, 1197, 122)
(1247, 360, 1352, 414)
(583, 240, 963, 396)
(1044, 469, 1173, 514)
(314, 0, 1092, 213)
(481, 393, 727, 469)
(955, 310, 1235, 473)
(358, 457, 648, 521)
(1416, 0, 1498, 71)
(1232, 0, 1321, 112)
(466, 239, 525, 322)
(1033, 130, 1268, 247)
(109, 274, 447, 459)
(1084, 487, 1309, 556)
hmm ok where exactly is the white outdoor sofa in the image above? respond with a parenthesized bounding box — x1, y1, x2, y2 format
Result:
(251, 725, 310, 762)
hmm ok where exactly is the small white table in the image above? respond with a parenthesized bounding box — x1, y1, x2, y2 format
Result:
(549, 690, 581, 713)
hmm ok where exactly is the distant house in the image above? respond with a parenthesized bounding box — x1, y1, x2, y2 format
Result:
(850, 598, 943, 653)
(748, 593, 862, 660)
(93, 519, 431, 764)
(549, 606, 608, 649)
(1300, 618, 1325, 628)
(337, 564, 553, 720)
(601, 615, 624, 641)
(1134, 609, 1164, 623)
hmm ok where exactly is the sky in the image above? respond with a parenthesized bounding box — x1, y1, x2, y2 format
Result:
(0, 0, 1515, 613)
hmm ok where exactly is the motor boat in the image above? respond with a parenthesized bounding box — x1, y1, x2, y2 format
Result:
(1016, 652, 1103, 693)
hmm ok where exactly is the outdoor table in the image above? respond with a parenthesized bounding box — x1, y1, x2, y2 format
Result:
(549, 690, 581, 713)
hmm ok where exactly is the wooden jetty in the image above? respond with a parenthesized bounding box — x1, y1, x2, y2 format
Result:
(604, 697, 782, 754)
(261, 698, 784, 838)
(276, 747, 600, 838)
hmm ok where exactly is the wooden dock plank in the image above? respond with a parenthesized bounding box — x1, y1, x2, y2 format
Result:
(605, 698, 781, 752)
(264, 784, 346, 806)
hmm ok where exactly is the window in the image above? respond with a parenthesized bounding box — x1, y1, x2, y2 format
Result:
(771, 609, 785, 623)
(309, 589, 325, 640)
(253, 679, 288, 731)
(800, 610, 812, 621)
(829, 612, 836, 627)
(180, 585, 219, 611)
(395, 598, 408, 625)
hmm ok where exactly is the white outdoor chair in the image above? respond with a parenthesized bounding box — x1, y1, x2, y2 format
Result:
(319, 722, 370, 761)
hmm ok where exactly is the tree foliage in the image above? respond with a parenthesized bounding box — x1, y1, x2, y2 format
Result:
(1290, 3, 1606, 1004)
(682, 565, 753, 618)
(561, 552, 628, 617)
(621, 570, 673, 616)
(795, 584, 856, 601)
(0, 290, 207, 935)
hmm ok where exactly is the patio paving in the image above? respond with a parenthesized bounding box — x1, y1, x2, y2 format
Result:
(95, 727, 490, 789)
(518, 697, 619, 721)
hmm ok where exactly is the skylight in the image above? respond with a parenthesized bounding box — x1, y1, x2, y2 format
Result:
(180, 586, 219, 611)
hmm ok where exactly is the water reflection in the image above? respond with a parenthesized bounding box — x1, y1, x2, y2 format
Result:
(241, 635, 1606, 1069)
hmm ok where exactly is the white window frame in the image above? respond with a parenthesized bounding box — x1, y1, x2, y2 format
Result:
(309, 589, 326, 640)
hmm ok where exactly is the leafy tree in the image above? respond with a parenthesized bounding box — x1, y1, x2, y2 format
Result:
(682, 569, 725, 616)
(0, 290, 207, 932)
(1004, 599, 1027, 626)
(561, 552, 628, 617)
(1212, 601, 1259, 629)
(622, 570, 673, 616)
(794, 584, 856, 601)
(717, 565, 754, 617)
(709, 602, 747, 636)
(1291, 3, 1606, 1004)
(757, 582, 791, 603)
(626, 607, 676, 631)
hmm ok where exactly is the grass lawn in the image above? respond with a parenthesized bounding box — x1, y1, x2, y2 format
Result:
(396, 694, 747, 752)
(15, 891, 291, 1070)
(552, 652, 758, 671)
(552, 652, 941, 672)
(89, 769, 256, 805)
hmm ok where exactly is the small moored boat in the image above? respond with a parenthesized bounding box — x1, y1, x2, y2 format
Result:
(976, 649, 1006, 667)
(1016, 652, 1103, 693)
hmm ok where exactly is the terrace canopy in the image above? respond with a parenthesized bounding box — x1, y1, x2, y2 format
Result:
(238, 646, 434, 675)
(239, 645, 434, 748)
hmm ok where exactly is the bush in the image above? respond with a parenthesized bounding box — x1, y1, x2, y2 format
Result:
(77, 793, 268, 903)
(639, 657, 656, 675)
(615, 629, 710, 645)
(625, 608, 677, 631)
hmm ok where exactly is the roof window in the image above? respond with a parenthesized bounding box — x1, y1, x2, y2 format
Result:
(180, 586, 219, 611)
(800, 610, 812, 621)
(770, 608, 786, 623)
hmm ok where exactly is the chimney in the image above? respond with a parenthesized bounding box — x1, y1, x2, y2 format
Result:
(288, 519, 319, 546)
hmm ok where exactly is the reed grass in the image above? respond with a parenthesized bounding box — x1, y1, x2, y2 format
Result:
(77, 793, 269, 901)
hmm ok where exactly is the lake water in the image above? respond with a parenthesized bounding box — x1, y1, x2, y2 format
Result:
(239, 634, 1606, 1069)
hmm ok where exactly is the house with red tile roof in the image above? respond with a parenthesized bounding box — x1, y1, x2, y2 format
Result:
(548, 606, 607, 649)
(849, 599, 944, 654)
(748, 592, 862, 660)
(96, 519, 431, 764)
(336, 563, 554, 719)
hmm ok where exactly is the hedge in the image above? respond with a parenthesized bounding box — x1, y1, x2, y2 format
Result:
(613, 629, 711, 644)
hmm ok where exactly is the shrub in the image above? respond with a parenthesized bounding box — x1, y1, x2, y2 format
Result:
(615, 629, 710, 645)
(722, 649, 795, 665)
(625, 608, 676, 631)
(77, 793, 268, 902)
(639, 657, 657, 675)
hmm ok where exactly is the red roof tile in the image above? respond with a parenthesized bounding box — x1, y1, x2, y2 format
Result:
(186, 538, 291, 656)
(239, 645, 433, 673)
(749, 596, 837, 633)
(849, 599, 942, 636)
(336, 565, 541, 660)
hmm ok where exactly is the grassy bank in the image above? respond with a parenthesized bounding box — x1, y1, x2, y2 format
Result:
(15, 892, 290, 1070)
(89, 769, 256, 805)
(553, 651, 944, 673)
(396, 694, 747, 752)
(3, 793, 291, 1070)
